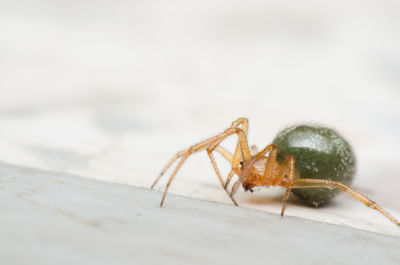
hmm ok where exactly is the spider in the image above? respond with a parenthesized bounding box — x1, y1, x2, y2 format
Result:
(151, 118, 400, 227)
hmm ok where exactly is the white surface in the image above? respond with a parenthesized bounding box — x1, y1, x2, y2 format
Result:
(0, 0, 400, 236)
(1, 162, 400, 265)
(0, 107, 399, 237)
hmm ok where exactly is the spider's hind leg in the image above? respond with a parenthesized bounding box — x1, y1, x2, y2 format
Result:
(292, 179, 400, 227)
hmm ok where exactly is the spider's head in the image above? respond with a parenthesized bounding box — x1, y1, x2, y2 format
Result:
(239, 160, 258, 192)
(238, 155, 271, 192)
(242, 181, 255, 192)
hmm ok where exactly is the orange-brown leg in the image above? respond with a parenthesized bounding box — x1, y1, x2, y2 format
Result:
(292, 179, 400, 227)
(225, 118, 249, 189)
(159, 152, 190, 206)
(151, 150, 186, 189)
(279, 155, 295, 216)
(256, 145, 295, 216)
(251, 145, 258, 155)
(230, 118, 249, 169)
(230, 180, 242, 201)
(207, 141, 239, 206)
(154, 126, 252, 206)
(212, 146, 236, 190)
(151, 118, 248, 190)
(205, 121, 250, 205)
(215, 146, 233, 162)
(152, 146, 232, 190)
(250, 144, 278, 183)
(255, 144, 281, 182)
(224, 170, 235, 189)
(260, 145, 278, 181)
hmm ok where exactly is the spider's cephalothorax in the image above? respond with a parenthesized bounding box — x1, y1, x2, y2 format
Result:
(151, 118, 400, 227)
(239, 155, 284, 190)
(238, 159, 262, 191)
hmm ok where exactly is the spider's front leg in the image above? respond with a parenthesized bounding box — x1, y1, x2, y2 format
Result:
(207, 140, 243, 206)
(218, 145, 258, 190)
(151, 118, 249, 190)
(152, 120, 252, 207)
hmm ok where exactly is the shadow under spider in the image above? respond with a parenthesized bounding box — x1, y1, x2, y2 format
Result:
(243, 192, 340, 209)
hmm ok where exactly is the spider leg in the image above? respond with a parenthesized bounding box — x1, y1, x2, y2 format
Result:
(259, 144, 278, 180)
(230, 180, 242, 201)
(151, 135, 232, 190)
(151, 150, 185, 189)
(159, 153, 190, 206)
(215, 146, 233, 162)
(224, 170, 235, 190)
(212, 146, 236, 190)
(256, 145, 295, 216)
(151, 118, 248, 190)
(213, 118, 249, 189)
(251, 145, 258, 155)
(255, 144, 278, 181)
(156, 126, 251, 206)
(280, 155, 295, 216)
(207, 149, 239, 206)
(230, 118, 249, 169)
(207, 141, 240, 206)
(292, 179, 400, 227)
(151, 138, 216, 191)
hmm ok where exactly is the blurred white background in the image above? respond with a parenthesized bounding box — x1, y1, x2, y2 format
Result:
(0, 0, 400, 233)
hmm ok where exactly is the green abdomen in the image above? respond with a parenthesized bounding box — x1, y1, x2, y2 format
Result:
(272, 125, 356, 207)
